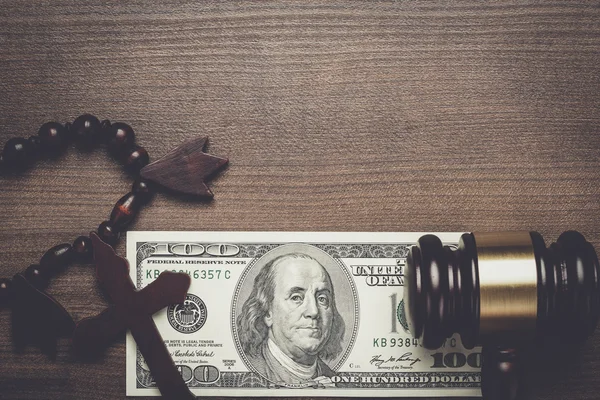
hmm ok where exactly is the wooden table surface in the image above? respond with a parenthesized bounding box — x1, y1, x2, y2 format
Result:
(1, 1, 599, 399)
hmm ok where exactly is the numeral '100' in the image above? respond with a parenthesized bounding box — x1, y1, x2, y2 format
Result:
(431, 352, 481, 368)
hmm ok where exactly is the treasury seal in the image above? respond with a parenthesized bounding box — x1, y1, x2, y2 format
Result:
(167, 293, 207, 333)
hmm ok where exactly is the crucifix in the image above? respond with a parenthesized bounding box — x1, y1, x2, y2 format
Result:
(73, 234, 195, 399)
(71, 134, 229, 399)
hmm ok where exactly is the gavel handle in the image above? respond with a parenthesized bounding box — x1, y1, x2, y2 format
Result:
(482, 346, 521, 400)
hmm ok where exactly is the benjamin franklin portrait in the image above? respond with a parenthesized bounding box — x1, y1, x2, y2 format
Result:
(234, 244, 357, 388)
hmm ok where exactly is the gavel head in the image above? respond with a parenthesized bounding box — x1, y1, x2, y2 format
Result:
(404, 231, 600, 350)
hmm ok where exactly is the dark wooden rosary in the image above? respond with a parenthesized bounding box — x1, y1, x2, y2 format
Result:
(404, 231, 600, 400)
(0, 114, 228, 399)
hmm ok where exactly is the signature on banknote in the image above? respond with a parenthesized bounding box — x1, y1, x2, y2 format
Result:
(170, 350, 215, 358)
(370, 353, 422, 369)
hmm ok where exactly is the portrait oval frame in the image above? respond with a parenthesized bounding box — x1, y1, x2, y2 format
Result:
(231, 243, 360, 384)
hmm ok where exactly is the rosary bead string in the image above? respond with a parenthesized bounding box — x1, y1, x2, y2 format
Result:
(0, 114, 155, 308)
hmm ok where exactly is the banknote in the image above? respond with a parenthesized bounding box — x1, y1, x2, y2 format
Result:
(125, 232, 481, 397)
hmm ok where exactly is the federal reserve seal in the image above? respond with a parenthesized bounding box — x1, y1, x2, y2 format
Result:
(167, 293, 207, 333)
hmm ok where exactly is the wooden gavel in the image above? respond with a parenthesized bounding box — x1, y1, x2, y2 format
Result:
(403, 231, 600, 400)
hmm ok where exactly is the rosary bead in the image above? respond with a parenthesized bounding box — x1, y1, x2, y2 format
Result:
(2, 137, 36, 168)
(107, 122, 135, 156)
(132, 178, 154, 203)
(72, 114, 101, 148)
(0, 278, 14, 307)
(28, 136, 42, 158)
(124, 145, 149, 173)
(64, 122, 72, 135)
(98, 221, 119, 246)
(100, 119, 112, 144)
(110, 192, 141, 230)
(73, 236, 93, 262)
(39, 243, 74, 273)
(37, 121, 70, 154)
(28, 135, 42, 149)
(24, 264, 48, 289)
(100, 119, 112, 131)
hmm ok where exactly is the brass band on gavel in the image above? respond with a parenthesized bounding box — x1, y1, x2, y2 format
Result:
(475, 232, 538, 342)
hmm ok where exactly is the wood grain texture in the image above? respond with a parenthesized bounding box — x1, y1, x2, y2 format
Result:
(0, 1, 599, 399)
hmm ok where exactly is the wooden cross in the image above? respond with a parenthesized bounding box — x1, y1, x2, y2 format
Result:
(140, 136, 228, 197)
(72, 233, 195, 400)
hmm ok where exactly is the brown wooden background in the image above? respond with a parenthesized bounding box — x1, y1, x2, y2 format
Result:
(1, 1, 599, 399)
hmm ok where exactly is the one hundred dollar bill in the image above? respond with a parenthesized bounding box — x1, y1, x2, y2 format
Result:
(126, 232, 481, 397)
